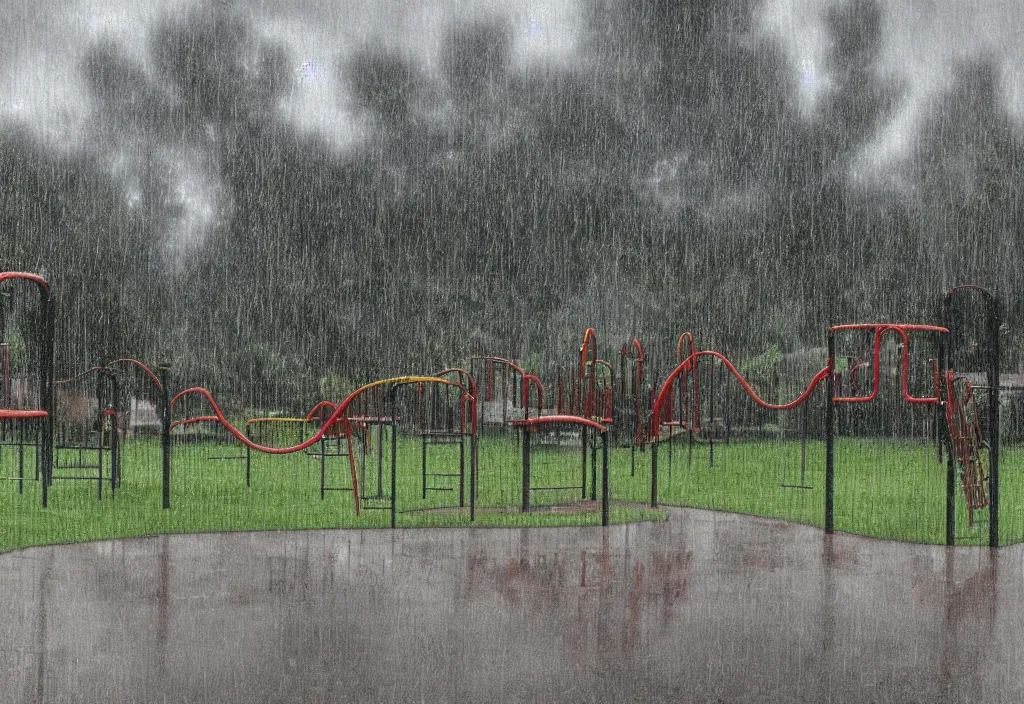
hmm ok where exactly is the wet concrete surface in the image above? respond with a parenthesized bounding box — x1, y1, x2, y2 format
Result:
(0, 509, 1020, 703)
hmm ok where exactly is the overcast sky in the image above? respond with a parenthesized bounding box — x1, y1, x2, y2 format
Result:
(2, 0, 1022, 161)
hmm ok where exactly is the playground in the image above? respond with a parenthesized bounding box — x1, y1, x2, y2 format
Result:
(5, 270, 1024, 702)
(2, 271, 1023, 550)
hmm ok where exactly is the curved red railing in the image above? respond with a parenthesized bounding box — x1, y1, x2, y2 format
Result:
(171, 376, 473, 455)
(170, 415, 221, 431)
(650, 351, 831, 441)
(676, 332, 696, 364)
(624, 338, 646, 444)
(0, 409, 48, 419)
(108, 359, 163, 391)
(677, 333, 701, 426)
(947, 284, 998, 300)
(829, 324, 949, 404)
(305, 400, 338, 422)
(437, 367, 479, 432)
(470, 356, 540, 422)
(523, 374, 544, 418)
(172, 377, 475, 516)
(54, 366, 113, 385)
(0, 271, 51, 298)
(579, 329, 599, 418)
(510, 414, 609, 433)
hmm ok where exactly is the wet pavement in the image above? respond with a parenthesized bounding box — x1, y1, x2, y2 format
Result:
(1, 509, 1020, 704)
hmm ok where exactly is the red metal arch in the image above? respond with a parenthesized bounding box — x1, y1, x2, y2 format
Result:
(108, 359, 163, 391)
(650, 351, 831, 441)
(0, 272, 51, 299)
(470, 356, 541, 421)
(510, 414, 608, 433)
(829, 324, 949, 405)
(579, 328, 599, 418)
(171, 376, 474, 455)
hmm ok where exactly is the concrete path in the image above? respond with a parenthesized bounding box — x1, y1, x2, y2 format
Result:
(1, 509, 1020, 703)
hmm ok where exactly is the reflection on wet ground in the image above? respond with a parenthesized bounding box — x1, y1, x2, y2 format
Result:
(1, 508, 1020, 703)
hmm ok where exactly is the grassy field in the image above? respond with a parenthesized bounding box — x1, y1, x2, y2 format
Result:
(0, 432, 664, 554)
(3, 429, 1024, 553)
(618, 434, 1024, 547)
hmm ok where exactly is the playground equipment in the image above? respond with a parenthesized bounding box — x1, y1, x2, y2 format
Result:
(944, 373, 989, 527)
(644, 310, 1007, 547)
(469, 356, 542, 427)
(0, 272, 54, 507)
(170, 376, 477, 526)
(51, 366, 119, 501)
(4, 263, 1015, 546)
(615, 339, 647, 447)
(419, 368, 478, 506)
(511, 415, 611, 526)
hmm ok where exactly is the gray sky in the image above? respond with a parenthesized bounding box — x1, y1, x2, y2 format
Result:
(2, 0, 1022, 164)
(1, 0, 581, 151)
(763, 0, 1024, 168)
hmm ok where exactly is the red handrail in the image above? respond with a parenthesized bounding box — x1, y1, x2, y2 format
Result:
(0, 272, 51, 298)
(650, 351, 831, 441)
(108, 359, 164, 391)
(54, 366, 113, 385)
(579, 329, 598, 417)
(829, 324, 949, 404)
(171, 376, 473, 455)
(510, 414, 608, 433)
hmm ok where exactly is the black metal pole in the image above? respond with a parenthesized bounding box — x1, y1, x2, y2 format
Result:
(469, 432, 477, 521)
(650, 441, 659, 508)
(590, 431, 597, 502)
(987, 296, 1001, 548)
(940, 332, 955, 547)
(521, 427, 531, 513)
(40, 292, 54, 509)
(421, 433, 427, 500)
(800, 401, 808, 485)
(320, 437, 326, 500)
(825, 331, 835, 534)
(109, 371, 119, 497)
(158, 364, 171, 510)
(601, 430, 609, 527)
(708, 360, 715, 468)
(390, 419, 397, 529)
(458, 435, 465, 508)
(581, 426, 588, 499)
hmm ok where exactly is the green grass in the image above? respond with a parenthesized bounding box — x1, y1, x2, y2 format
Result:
(4, 431, 1024, 553)
(0, 434, 665, 554)
(614, 435, 1024, 546)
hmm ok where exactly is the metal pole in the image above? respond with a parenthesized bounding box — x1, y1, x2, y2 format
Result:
(708, 360, 715, 468)
(650, 441, 659, 508)
(521, 427, 531, 513)
(601, 430, 609, 527)
(825, 331, 835, 534)
(40, 292, 54, 509)
(590, 431, 597, 501)
(158, 364, 171, 510)
(390, 418, 397, 529)
(458, 434, 466, 508)
(96, 371, 104, 501)
(581, 426, 588, 500)
(469, 432, 477, 521)
(110, 371, 119, 497)
(940, 331, 955, 547)
(988, 296, 1001, 548)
